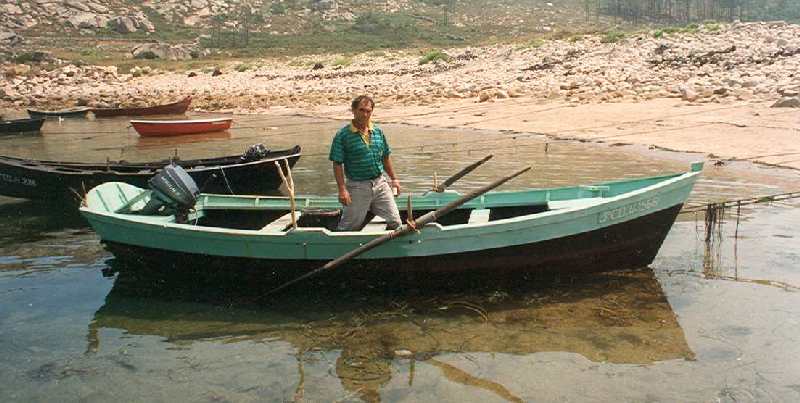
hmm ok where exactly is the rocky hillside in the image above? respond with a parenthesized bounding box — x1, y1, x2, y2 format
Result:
(0, 0, 584, 40)
(3, 21, 799, 113)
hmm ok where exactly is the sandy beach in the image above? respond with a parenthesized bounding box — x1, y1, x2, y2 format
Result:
(3, 23, 800, 174)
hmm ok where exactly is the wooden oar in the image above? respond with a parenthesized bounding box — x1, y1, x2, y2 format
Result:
(265, 166, 531, 296)
(430, 154, 493, 193)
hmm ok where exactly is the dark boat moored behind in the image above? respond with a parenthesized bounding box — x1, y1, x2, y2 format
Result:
(27, 107, 91, 119)
(0, 145, 301, 202)
(0, 118, 45, 134)
(91, 97, 192, 118)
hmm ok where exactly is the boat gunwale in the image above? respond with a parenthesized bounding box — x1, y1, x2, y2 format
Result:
(0, 147, 302, 176)
(81, 169, 700, 241)
(130, 118, 233, 125)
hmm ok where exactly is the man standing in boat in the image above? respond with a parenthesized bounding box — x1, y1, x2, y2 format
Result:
(330, 95, 402, 231)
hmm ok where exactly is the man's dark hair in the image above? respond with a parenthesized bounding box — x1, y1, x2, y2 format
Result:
(351, 95, 375, 110)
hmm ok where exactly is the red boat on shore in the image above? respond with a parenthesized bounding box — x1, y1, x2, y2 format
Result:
(131, 117, 233, 137)
(92, 97, 191, 118)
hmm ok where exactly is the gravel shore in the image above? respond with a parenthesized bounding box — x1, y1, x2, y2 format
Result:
(2, 21, 800, 171)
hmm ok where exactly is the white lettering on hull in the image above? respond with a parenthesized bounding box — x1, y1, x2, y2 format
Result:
(0, 173, 37, 187)
(598, 197, 659, 224)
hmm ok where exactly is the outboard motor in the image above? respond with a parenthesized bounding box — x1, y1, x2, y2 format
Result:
(139, 163, 199, 222)
(240, 143, 270, 162)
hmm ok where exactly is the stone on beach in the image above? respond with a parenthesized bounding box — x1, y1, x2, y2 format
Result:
(771, 97, 800, 108)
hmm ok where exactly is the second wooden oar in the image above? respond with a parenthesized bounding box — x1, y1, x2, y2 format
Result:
(265, 165, 531, 296)
(431, 154, 493, 193)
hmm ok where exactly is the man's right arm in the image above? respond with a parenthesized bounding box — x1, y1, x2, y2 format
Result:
(333, 162, 351, 205)
(330, 131, 350, 205)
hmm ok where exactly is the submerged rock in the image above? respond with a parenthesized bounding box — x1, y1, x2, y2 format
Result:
(771, 97, 800, 108)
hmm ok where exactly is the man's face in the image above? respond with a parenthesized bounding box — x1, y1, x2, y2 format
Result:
(352, 100, 373, 126)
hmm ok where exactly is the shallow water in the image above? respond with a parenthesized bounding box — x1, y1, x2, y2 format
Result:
(1, 114, 799, 402)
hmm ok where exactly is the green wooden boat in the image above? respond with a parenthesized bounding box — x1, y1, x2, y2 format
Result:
(80, 162, 703, 278)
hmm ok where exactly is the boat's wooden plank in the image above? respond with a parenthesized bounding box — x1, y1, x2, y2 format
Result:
(361, 216, 389, 232)
(548, 198, 605, 210)
(260, 212, 296, 232)
(468, 208, 491, 224)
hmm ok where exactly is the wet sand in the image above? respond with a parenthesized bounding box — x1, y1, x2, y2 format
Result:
(299, 97, 800, 171)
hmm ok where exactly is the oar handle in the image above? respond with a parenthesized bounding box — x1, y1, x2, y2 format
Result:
(433, 154, 493, 193)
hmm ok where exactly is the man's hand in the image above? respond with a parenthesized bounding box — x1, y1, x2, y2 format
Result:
(338, 189, 352, 205)
(391, 179, 401, 195)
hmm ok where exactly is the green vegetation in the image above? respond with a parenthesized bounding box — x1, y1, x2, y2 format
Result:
(600, 30, 625, 43)
(270, 3, 288, 15)
(19, 0, 800, 71)
(12, 52, 49, 64)
(332, 56, 353, 67)
(526, 38, 546, 48)
(234, 63, 251, 72)
(418, 49, 450, 65)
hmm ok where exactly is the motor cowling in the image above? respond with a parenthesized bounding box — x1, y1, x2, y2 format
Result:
(139, 164, 199, 221)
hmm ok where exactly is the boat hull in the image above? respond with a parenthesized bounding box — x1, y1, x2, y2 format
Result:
(103, 203, 683, 280)
(131, 119, 232, 137)
(82, 165, 701, 281)
(27, 108, 90, 119)
(91, 97, 191, 117)
(0, 118, 45, 134)
(0, 145, 301, 201)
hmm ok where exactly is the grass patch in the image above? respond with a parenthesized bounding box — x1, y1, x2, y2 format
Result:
(704, 22, 721, 32)
(234, 63, 251, 72)
(12, 51, 49, 64)
(332, 56, 353, 67)
(418, 49, 450, 64)
(600, 30, 625, 43)
(567, 34, 584, 43)
(518, 38, 546, 49)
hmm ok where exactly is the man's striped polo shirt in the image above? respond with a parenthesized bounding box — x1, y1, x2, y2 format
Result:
(329, 122, 391, 181)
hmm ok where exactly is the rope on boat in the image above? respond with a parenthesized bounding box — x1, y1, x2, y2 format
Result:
(680, 191, 800, 215)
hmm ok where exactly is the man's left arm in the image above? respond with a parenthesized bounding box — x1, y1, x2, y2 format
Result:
(383, 155, 401, 195)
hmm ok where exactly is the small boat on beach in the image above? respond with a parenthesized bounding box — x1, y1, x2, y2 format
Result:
(91, 97, 191, 118)
(131, 117, 233, 137)
(80, 162, 703, 281)
(27, 107, 90, 119)
(0, 145, 301, 202)
(0, 118, 45, 134)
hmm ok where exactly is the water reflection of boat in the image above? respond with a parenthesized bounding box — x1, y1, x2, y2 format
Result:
(0, 145, 301, 202)
(89, 267, 693, 402)
(134, 129, 231, 147)
(80, 163, 703, 278)
(0, 198, 89, 245)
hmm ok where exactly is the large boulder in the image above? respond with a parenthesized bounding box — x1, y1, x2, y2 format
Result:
(132, 12, 155, 32)
(64, 0, 91, 12)
(1, 4, 23, 14)
(132, 43, 196, 61)
(771, 97, 800, 108)
(311, 0, 338, 12)
(0, 31, 22, 47)
(108, 16, 137, 33)
(67, 12, 109, 29)
(86, 2, 109, 13)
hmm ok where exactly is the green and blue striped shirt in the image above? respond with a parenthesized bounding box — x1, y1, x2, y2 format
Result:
(329, 123, 391, 181)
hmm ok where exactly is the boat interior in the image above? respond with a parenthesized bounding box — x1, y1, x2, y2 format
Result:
(88, 169, 694, 233)
(196, 203, 553, 232)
